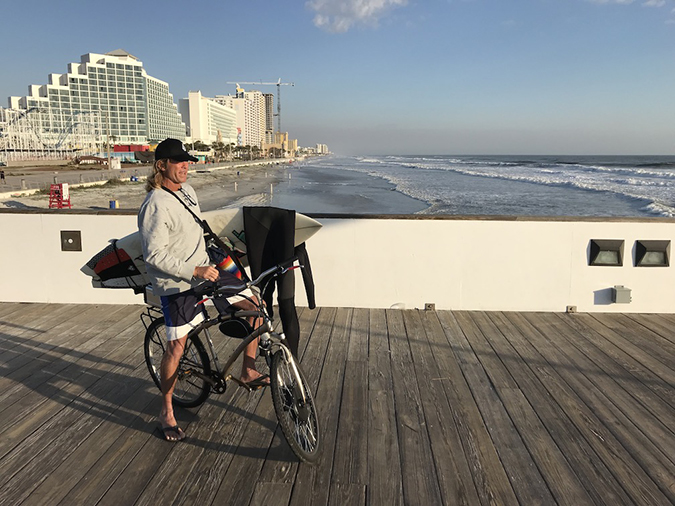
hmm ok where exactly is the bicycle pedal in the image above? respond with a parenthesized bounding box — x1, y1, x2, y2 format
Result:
(226, 374, 254, 392)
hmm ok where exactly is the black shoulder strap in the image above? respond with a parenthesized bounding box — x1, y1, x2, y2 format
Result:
(161, 186, 250, 281)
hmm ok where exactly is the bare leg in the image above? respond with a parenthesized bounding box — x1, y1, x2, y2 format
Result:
(159, 335, 187, 440)
(232, 296, 268, 384)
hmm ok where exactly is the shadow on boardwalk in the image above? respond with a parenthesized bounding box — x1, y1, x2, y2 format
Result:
(0, 302, 672, 505)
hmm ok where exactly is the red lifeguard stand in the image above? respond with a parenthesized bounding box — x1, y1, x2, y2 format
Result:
(49, 183, 72, 209)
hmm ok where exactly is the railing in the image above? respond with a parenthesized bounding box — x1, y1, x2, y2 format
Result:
(0, 210, 673, 313)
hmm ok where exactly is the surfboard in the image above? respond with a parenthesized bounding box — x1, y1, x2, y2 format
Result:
(81, 207, 322, 291)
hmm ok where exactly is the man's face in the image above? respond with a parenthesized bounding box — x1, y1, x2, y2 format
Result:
(163, 159, 189, 185)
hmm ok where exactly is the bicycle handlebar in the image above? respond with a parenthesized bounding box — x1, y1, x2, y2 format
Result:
(194, 256, 300, 300)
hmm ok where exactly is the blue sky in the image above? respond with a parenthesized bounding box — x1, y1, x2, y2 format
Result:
(1, 0, 673, 155)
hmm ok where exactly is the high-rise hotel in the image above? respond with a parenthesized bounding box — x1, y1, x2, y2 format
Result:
(6, 50, 185, 147)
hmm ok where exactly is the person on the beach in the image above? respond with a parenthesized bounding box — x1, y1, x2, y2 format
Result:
(0, 170, 5, 184)
(138, 138, 268, 442)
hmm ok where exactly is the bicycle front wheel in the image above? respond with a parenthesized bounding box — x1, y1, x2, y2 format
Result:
(144, 317, 211, 408)
(270, 349, 320, 464)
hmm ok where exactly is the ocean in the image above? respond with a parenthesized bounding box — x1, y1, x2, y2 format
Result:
(266, 155, 675, 217)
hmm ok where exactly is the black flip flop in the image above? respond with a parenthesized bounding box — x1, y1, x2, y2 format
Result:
(239, 374, 271, 391)
(159, 424, 186, 442)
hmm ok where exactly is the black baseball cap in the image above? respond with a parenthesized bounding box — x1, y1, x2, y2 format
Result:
(155, 138, 198, 162)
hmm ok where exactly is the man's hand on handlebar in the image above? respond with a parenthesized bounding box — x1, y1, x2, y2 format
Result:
(194, 265, 220, 283)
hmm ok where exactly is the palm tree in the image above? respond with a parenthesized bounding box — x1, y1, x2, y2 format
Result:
(211, 141, 226, 161)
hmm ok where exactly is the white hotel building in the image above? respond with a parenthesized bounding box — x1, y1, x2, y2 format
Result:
(178, 91, 237, 145)
(6, 50, 186, 146)
(212, 87, 266, 148)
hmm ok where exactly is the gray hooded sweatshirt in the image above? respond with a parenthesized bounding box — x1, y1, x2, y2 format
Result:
(138, 184, 210, 296)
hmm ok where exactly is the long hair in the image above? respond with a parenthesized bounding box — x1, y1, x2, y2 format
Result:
(145, 159, 166, 192)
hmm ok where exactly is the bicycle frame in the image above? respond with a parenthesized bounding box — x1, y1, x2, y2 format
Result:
(142, 258, 309, 398)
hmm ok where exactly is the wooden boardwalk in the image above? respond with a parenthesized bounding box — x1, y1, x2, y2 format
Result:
(0, 302, 673, 506)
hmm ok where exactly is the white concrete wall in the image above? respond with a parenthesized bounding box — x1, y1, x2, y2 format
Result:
(1, 212, 673, 313)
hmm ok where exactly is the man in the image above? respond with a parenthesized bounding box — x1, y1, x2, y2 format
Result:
(138, 138, 267, 441)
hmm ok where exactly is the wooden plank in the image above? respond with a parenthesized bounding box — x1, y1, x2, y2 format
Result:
(367, 309, 403, 506)
(434, 310, 519, 506)
(250, 482, 293, 506)
(408, 310, 482, 506)
(0, 303, 91, 369)
(19, 365, 157, 505)
(22, 377, 156, 505)
(289, 307, 350, 506)
(0, 304, 128, 389)
(474, 311, 614, 505)
(367, 389, 403, 506)
(0, 302, 24, 319)
(137, 388, 268, 506)
(174, 308, 323, 506)
(503, 311, 671, 505)
(368, 308, 393, 392)
(573, 314, 675, 386)
(0, 308, 144, 459)
(252, 307, 322, 485)
(332, 308, 369, 486)
(0, 305, 136, 411)
(328, 482, 366, 506)
(624, 313, 675, 347)
(0, 355, 151, 505)
(0, 303, 672, 506)
(204, 308, 332, 506)
(451, 311, 555, 505)
(553, 313, 675, 409)
(98, 327, 250, 506)
(485, 311, 636, 505)
(592, 313, 675, 369)
(544, 313, 675, 434)
(332, 360, 368, 485)
(346, 307, 369, 362)
(386, 309, 443, 505)
(523, 313, 675, 497)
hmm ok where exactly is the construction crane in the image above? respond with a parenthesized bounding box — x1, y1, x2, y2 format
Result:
(225, 79, 294, 134)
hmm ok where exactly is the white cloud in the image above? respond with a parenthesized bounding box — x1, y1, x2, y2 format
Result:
(306, 0, 409, 33)
(643, 0, 666, 6)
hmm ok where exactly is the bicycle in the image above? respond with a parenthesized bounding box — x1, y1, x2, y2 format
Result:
(140, 257, 320, 464)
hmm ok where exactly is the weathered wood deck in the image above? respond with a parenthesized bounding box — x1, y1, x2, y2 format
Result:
(0, 302, 673, 505)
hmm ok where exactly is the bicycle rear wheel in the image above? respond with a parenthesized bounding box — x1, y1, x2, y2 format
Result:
(144, 317, 211, 408)
(270, 349, 320, 464)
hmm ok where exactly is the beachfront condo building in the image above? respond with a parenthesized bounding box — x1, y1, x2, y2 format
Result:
(263, 93, 275, 145)
(5, 50, 186, 154)
(178, 91, 237, 145)
(212, 87, 266, 148)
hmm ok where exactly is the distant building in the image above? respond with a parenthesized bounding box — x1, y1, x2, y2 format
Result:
(6, 50, 185, 147)
(316, 143, 329, 154)
(263, 93, 275, 144)
(179, 90, 237, 145)
(212, 86, 265, 147)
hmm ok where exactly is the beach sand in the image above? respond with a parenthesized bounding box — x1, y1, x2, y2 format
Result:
(0, 162, 290, 212)
(0, 157, 432, 214)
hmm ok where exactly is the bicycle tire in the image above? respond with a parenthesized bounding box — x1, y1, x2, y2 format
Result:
(270, 349, 321, 464)
(144, 316, 211, 408)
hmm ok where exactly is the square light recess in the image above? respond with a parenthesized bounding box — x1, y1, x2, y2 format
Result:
(589, 239, 624, 267)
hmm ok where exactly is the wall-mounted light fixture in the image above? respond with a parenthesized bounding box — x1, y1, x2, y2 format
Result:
(589, 239, 624, 266)
(61, 230, 82, 252)
(635, 240, 670, 267)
